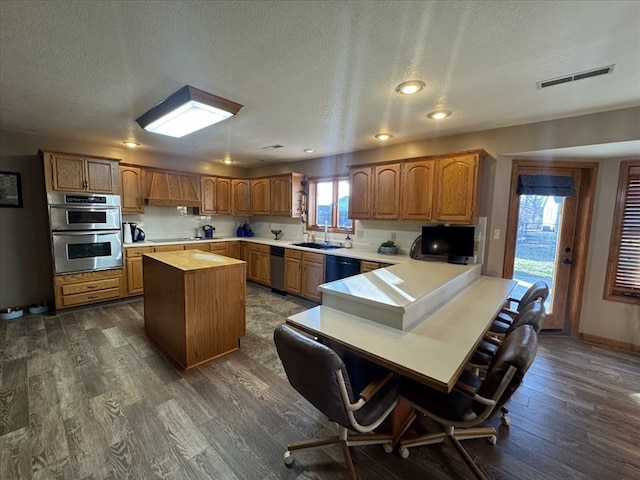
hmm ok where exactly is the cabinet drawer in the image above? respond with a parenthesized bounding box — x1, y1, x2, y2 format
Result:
(285, 248, 302, 259)
(361, 261, 380, 273)
(184, 244, 206, 250)
(303, 251, 324, 264)
(154, 245, 184, 252)
(62, 288, 121, 307)
(125, 246, 154, 257)
(249, 243, 270, 254)
(62, 277, 120, 295)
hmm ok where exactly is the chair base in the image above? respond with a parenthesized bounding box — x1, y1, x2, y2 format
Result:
(284, 424, 394, 480)
(398, 424, 496, 480)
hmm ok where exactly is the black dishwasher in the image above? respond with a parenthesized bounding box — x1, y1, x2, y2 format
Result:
(270, 246, 286, 295)
(324, 255, 361, 282)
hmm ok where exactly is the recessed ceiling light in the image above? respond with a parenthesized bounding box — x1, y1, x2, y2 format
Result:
(303, 149, 315, 154)
(375, 133, 393, 141)
(427, 110, 451, 120)
(395, 80, 425, 95)
(222, 157, 233, 164)
(122, 141, 139, 148)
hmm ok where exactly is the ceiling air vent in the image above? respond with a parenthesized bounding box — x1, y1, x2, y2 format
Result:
(261, 144, 284, 150)
(537, 64, 615, 89)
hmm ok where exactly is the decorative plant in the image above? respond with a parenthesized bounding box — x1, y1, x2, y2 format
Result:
(381, 240, 395, 247)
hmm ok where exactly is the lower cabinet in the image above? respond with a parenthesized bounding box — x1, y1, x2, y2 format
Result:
(208, 242, 227, 256)
(284, 248, 302, 295)
(301, 251, 325, 302)
(125, 246, 154, 295)
(226, 241, 240, 259)
(361, 260, 393, 273)
(247, 243, 270, 285)
(54, 269, 124, 309)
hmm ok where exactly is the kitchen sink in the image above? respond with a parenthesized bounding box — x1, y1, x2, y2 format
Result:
(291, 242, 341, 250)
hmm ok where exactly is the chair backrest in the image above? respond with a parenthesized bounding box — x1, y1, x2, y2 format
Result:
(506, 299, 546, 335)
(517, 281, 549, 312)
(477, 324, 538, 413)
(274, 325, 354, 428)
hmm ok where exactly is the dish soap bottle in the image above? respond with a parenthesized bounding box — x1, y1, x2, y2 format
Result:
(344, 234, 352, 249)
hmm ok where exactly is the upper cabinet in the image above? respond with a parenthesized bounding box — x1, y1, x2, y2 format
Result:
(232, 179, 252, 216)
(201, 176, 232, 215)
(120, 165, 144, 214)
(400, 159, 435, 221)
(349, 164, 401, 220)
(270, 173, 304, 217)
(349, 150, 485, 224)
(144, 169, 200, 207)
(433, 153, 481, 224)
(43, 151, 119, 194)
(252, 178, 270, 215)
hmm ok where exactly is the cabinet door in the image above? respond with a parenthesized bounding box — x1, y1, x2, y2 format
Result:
(349, 167, 372, 219)
(247, 249, 260, 281)
(285, 256, 302, 294)
(435, 155, 479, 223)
(200, 176, 217, 214)
(373, 164, 401, 219)
(257, 252, 270, 284)
(252, 178, 270, 215)
(401, 159, 435, 221)
(126, 257, 145, 295)
(271, 176, 291, 216)
(226, 241, 240, 259)
(216, 178, 232, 215)
(50, 153, 86, 192)
(120, 166, 144, 213)
(302, 254, 324, 302)
(232, 179, 252, 215)
(85, 158, 118, 193)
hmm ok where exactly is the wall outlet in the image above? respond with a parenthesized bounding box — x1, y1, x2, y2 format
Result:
(390, 232, 396, 242)
(356, 230, 364, 238)
(493, 229, 501, 240)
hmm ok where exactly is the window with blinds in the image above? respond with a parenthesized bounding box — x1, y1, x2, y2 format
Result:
(605, 160, 640, 303)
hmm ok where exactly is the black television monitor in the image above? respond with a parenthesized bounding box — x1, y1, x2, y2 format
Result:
(421, 225, 475, 263)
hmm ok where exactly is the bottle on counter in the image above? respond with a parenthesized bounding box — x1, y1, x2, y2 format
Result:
(344, 234, 352, 248)
(303, 232, 310, 243)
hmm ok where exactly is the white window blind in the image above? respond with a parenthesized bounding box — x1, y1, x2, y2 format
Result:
(609, 163, 640, 300)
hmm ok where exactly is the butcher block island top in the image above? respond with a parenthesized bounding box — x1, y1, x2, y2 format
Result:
(143, 250, 246, 369)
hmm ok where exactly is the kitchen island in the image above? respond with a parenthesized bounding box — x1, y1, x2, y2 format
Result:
(143, 249, 246, 369)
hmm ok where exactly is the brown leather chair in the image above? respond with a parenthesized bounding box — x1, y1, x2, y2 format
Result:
(490, 280, 549, 335)
(274, 325, 398, 480)
(397, 324, 538, 480)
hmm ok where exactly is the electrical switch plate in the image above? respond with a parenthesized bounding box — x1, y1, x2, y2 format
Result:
(493, 229, 501, 240)
(390, 232, 396, 242)
(356, 230, 364, 238)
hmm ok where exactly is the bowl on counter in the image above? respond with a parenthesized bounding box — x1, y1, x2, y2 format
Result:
(0, 306, 24, 320)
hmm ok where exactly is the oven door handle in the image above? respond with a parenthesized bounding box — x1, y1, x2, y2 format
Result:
(52, 230, 121, 236)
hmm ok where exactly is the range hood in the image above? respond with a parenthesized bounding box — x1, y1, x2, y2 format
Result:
(145, 170, 201, 207)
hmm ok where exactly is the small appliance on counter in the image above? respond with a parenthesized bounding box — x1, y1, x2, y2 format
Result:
(135, 227, 145, 242)
(203, 225, 215, 238)
(344, 234, 352, 248)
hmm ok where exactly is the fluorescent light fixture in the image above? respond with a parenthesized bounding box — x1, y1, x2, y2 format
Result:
(396, 80, 425, 95)
(136, 85, 242, 138)
(427, 110, 451, 120)
(122, 141, 139, 148)
(375, 133, 393, 141)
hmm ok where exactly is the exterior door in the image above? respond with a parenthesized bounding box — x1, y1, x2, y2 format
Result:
(504, 162, 590, 332)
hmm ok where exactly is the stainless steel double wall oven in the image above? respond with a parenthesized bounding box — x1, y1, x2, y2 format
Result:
(48, 192, 123, 274)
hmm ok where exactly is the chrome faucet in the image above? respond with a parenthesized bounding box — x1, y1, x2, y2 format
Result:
(324, 223, 329, 244)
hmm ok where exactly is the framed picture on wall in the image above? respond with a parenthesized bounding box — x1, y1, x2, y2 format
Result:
(0, 171, 23, 208)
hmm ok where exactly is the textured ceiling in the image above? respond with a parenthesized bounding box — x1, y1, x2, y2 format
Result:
(1, 1, 639, 166)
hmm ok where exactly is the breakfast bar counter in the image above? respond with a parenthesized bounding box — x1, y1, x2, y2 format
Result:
(143, 249, 246, 369)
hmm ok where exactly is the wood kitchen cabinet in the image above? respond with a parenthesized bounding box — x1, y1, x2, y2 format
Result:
(434, 153, 481, 223)
(232, 179, 252, 215)
(301, 251, 324, 302)
(208, 242, 228, 256)
(349, 164, 400, 219)
(120, 165, 144, 213)
(145, 169, 200, 206)
(125, 246, 154, 295)
(53, 269, 124, 309)
(271, 173, 305, 217)
(251, 178, 270, 215)
(247, 243, 270, 284)
(43, 151, 119, 194)
(201, 176, 232, 215)
(361, 260, 393, 273)
(401, 158, 435, 221)
(284, 248, 302, 295)
(226, 241, 240, 259)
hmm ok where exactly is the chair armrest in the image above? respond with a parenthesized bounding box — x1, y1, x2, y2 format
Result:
(482, 333, 502, 346)
(453, 380, 496, 407)
(359, 372, 395, 402)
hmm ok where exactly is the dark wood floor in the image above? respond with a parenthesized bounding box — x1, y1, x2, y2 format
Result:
(1, 283, 639, 479)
